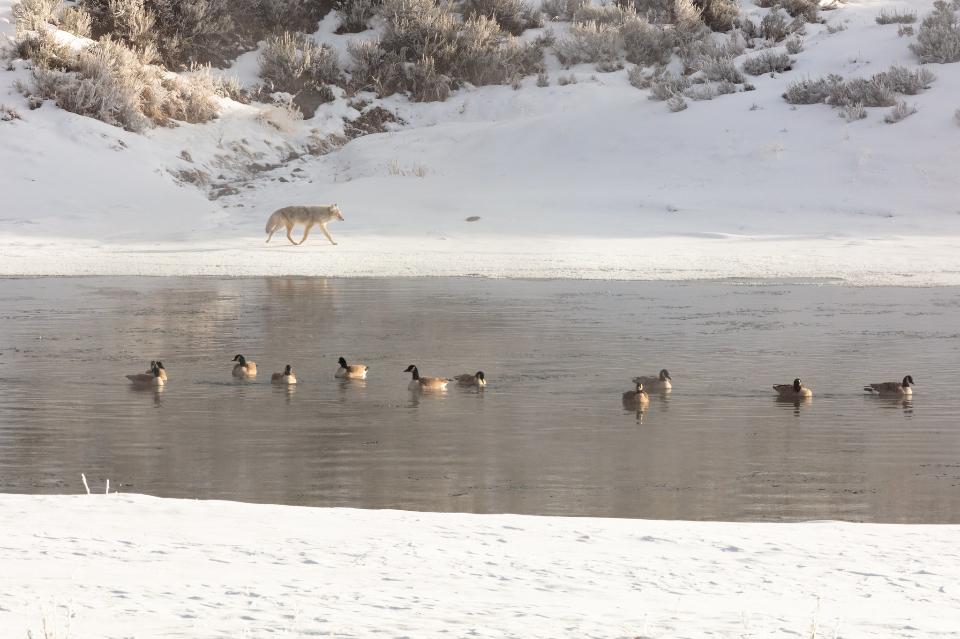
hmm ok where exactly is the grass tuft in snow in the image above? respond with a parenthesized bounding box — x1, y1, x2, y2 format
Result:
(697, 0, 740, 32)
(701, 55, 745, 82)
(878, 64, 935, 94)
(760, 9, 790, 42)
(621, 14, 675, 65)
(840, 101, 866, 121)
(898, 24, 915, 36)
(649, 71, 691, 99)
(743, 50, 792, 75)
(556, 20, 622, 66)
(910, 0, 960, 63)
(666, 93, 688, 111)
(876, 8, 917, 25)
(785, 36, 803, 53)
(884, 100, 917, 123)
(1, 104, 23, 121)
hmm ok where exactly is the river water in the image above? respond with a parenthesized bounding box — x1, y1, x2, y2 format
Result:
(0, 277, 957, 522)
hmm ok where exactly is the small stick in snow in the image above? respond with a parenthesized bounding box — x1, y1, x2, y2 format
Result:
(81, 473, 90, 495)
(105, 479, 110, 495)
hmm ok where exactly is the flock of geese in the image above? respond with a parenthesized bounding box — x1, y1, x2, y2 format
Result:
(125, 355, 486, 391)
(126, 357, 916, 406)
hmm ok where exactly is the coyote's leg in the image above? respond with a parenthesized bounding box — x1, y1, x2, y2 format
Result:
(266, 227, 277, 243)
(320, 223, 338, 246)
(285, 222, 298, 246)
(298, 222, 315, 245)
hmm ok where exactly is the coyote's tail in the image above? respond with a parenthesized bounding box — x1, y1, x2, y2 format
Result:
(265, 210, 285, 234)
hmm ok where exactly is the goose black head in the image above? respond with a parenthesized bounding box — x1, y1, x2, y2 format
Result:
(403, 365, 419, 378)
(476, 371, 485, 381)
(284, 364, 292, 375)
(156, 361, 165, 370)
(793, 378, 802, 392)
(903, 375, 915, 387)
(233, 354, 245, 364)
(151, 365, 161, 377)
(149, 360, 156, 368)
(636, 382, 644, 392)
(338, 357, 348, 368)
(660, 369, 671, 381)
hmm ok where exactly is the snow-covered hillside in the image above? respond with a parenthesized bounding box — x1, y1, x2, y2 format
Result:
(3, 493, 959, 638)
(1, 0, 959, 281)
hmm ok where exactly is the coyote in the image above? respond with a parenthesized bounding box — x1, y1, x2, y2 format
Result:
(265, 204, 343, 245)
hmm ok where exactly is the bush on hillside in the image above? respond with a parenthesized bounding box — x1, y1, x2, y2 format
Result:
(875, 8, 916, 24)
(910, 0, 960, 63)
(648, 71, 690, 99)
(13, 0, 60, 33)
(335, 0, 381, 32)
(783, 65, 936, 108)
(884, 100, 916, 123)
(694, 0, 739, 32)
(259, 31, 340, 114)
(463, 0, 543, 35)
(760, 8, 789, 41)
(555, 20, 621, 65)
(621, 14, 675, 65)
(60, 6, 94, 38)
(742, 50, 791, 75)
(756, 0, 818, 22)
(22, 36, 220, 131)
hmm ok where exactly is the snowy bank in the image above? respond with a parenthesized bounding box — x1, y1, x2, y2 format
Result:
(2, 0, 960, 281)
(2, 494, 959, 637)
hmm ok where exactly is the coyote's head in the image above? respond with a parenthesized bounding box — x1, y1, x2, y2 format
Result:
(330, 203, 344, 221)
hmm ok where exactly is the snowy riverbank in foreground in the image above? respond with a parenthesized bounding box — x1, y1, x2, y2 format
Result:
(2, 494, 958, 638)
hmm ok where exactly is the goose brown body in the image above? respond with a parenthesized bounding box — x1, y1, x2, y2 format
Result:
(864, 375, 914, 397)
(454, 371, 486, 387)
(336, 357, 369, 379)
(633, 369, 672, 392)
(622, 381, 650, 409)
(271, 364, 297, 384)
(773, 378, 813, 400)
(404, 365, 447, 391)
(232, 354, 257, 379)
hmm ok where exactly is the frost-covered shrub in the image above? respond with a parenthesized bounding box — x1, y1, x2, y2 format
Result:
(841, 101, 865, 121)
(701, 55, 744, 82)
(684, 83, 716, 99)
(13, 0, 60, 33)
(877, 64, 935, 94)
(742, 50, 791, 75)
(621, 14, 674, 65)
(11, 29, 72, 68)
(898, 24, 914, 36)
(649, 71, 690, 99)
(555, 20, 621, 65)
(540, 0, 579, 20)
(536, 68, 549, 85)
(784, 65, 934, 109)
(464, 0, 542, 34)
(910, 0, 960, 63)
(336, 0, 381, 32)
(674, 0, 708, 42)
(756, 0, 817, 21)
(782, 75, 835, 103)
(876, 9, 916, 25)
(667, 93, 687, 111)
(54, 7, 92, 37)
(785, 35, 802, 53)
(1, 104, 22, 121)
(351, 0, 542, 100)
(695, 0, 739, 32)
(573, 1, 627, 24)
(24, 37, 219, 131)
(627, 64, 649, 87)
(760, 9, 788, 41)
(884, 100, 916, 123)
(557, 72, 577, 84)
(826, 77, 896, 107)
(260, 31, 340, 92)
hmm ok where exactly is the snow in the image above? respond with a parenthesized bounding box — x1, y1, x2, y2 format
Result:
(2, 493, 958, 638)
(1, 0, 959, 281)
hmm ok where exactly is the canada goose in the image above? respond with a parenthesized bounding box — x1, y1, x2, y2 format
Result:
(232, 354, 257, 379)
(404, 365, 448, 391)
(145, 360, 168, 381)
(622, 381, 650, 409)
(864, 375, 914, 397)
(453, 371, 486, 387)
(633, 369, 672, 392)
(336, 356, 368, 379)
(127, 364, 164, 388)
(271, 364, 297, 385)
(773, 378, 813, 400)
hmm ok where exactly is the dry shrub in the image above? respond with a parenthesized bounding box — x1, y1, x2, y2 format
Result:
(910, 0, 960, 63)
(336, 0, 382, 32)
(464, 0, 543, 34)
(13, 0, 61, 34)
